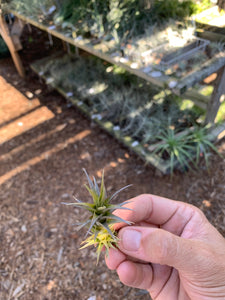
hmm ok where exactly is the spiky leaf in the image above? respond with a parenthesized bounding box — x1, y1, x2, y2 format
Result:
(62, 169, 132, 263)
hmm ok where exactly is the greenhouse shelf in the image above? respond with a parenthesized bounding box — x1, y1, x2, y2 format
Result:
(30, 55, 225, 174)
(1, 8, 225, 124)
(3, 10, 225, 92)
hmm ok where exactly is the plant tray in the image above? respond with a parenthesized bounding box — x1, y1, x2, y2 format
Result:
(142, 37, 210, 71)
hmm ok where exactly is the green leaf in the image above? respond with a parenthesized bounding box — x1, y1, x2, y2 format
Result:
(103, 214, 133, 225)
(99, 170, 106, 205)
(84, 184, 99, 204)
(85, 214, 100, 237)
(83, 168, 94, 190)
(61, 201, 93, 208)
(93, 176, 100, 196)
(76, 220, 91, 231)
(97, 222, 116, 240)
(109, 184, 132, 201)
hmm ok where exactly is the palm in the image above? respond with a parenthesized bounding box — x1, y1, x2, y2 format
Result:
(145, 204, 220, 300)
(150, 264, 208, 300)
(106, 195, 225, 300)
(138, 207, 208, 300)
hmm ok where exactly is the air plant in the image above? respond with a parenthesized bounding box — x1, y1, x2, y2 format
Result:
(8, 0, 57, 20)
(153, 127, 195, 173)
(63, 169, 132, 264)
(191, 125, 222, 166)
(142, 117, 162, 144)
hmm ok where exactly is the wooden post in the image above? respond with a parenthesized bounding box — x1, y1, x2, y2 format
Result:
(0, 14, 25, 77)
(62, 40, 67, 51)
(205, 66, 225, 124)
(11, 17, 24, 51)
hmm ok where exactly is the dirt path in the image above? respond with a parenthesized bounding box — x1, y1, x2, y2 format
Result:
(0, 48, 225, 298)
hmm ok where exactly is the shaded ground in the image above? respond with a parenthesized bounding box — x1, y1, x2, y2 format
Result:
(0, 25, 225, 300)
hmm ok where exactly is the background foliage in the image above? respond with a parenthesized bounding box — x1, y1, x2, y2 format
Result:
(6, 0, 205, 40)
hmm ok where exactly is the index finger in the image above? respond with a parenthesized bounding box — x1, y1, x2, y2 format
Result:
(113, 194, 196, 235)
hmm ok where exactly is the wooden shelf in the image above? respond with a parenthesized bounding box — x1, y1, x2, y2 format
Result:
(30, 59, 171, 173)
(1, 8, 225, 125)
(1, 7, 225, 172)
(6, 10, 225, 96)
(30, 55, 225, 174)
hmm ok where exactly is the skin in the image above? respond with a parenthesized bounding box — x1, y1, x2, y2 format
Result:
(105, 194, 225, 300)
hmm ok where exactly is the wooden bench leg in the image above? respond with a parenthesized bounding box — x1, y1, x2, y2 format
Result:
(0, 14, 25, 77)
(205, 66, 225, 124)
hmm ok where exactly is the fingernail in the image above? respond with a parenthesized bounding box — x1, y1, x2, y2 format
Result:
(121, 229, 141, 251)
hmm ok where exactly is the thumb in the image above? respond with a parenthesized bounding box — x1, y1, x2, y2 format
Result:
(118, 226, 206, 272)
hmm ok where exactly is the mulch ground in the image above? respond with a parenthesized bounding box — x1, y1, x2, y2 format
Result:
(0, 24, 225, 300)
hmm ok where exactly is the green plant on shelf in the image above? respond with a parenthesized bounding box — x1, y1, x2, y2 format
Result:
(6, 0, 201, 46)
(153, 127, 195, 173)
(92, 88, 125, 120)
(191, 125, 222, 166)
(150, 0, 197, 21)
(153, 124, 222, 173)
(8, 0, 57, 20)
(142, 117, 163, 144)
(32, 50, 223, 173)
(34, 53, 203, 142)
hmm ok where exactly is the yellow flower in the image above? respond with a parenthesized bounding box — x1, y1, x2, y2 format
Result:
(80, 225, 118, 264)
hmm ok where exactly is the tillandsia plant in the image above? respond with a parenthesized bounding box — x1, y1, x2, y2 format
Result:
(153, 127, 195, 174)
(62, 169, 132, 264)
(191, 125, 222, 167)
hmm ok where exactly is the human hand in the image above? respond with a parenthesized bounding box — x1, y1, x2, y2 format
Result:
(105, 194, 225, 300)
